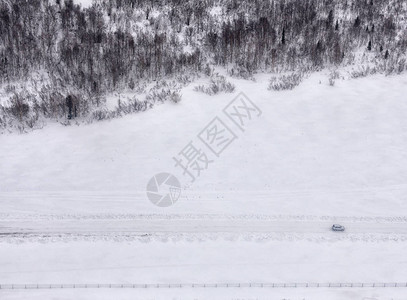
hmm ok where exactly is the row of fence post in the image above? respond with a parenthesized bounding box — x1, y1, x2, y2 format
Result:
(1, 282, 407, 289)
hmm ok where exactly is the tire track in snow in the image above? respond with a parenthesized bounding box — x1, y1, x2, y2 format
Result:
(1, 216, 407, 243)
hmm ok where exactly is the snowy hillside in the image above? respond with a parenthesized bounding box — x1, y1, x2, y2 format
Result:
(1, 70, 407, 300)
(2, 71, 407, 216)
(1, 0, 406, 132)
(1, 0, 407, 299)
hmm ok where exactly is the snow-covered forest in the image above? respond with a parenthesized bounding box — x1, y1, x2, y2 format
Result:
(0, 0, 406, 131)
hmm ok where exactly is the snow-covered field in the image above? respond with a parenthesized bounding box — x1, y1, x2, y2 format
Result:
(1, 71, 407, 214)
(1, 239, 407, 299)
(1, 71, 407, 299)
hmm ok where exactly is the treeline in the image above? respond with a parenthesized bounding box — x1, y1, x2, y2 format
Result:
(0, 0, 406, 130)
(1, 0, 406, 90)
(0, 0, 203, 93)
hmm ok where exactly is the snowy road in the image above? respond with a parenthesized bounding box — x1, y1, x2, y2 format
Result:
(2, 217, 407, 236)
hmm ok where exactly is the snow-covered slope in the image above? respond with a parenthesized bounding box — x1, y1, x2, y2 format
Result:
(1, 71, 407, 217)
(1, 71, 407, 300)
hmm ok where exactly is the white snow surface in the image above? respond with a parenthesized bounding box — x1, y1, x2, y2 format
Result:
(1, 71, 407, 299)
(73, 0, 93, 8)
(1, 71, 407, 217)
(1, 240, 407, 299)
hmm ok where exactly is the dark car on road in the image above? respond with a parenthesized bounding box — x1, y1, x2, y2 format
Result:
(332, 224, 345, 231)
